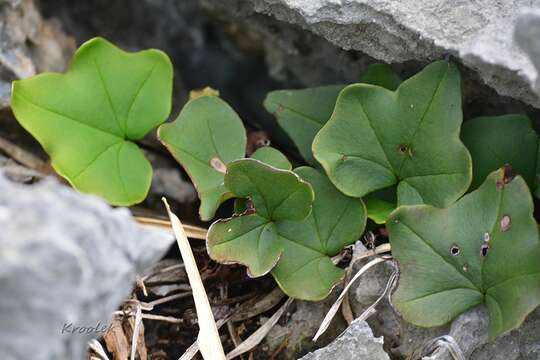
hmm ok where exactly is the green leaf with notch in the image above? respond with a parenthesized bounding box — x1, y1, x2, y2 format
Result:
(11, 37, 173, 205)
(207, 159, 366, 300)
(313, 61, 472, 207)
(264, 64, 401, 166)
(461, 114, 540, 195)
(388, 168, 540, 340)
(158, 95, 247, 221)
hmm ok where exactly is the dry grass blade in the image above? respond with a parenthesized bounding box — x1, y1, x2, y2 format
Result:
(88, 339, 111, 360)
(0, 136, 54, 174)
(163, 198, 226, 360)
(104, 317, 129, 360)
(420, 335, 466, 360)
(135, 216, 207, 240)
(130, 303, 143, 360)
(230, 287, 285, 322)
(313, 257, 386, 342)
(226, 298, 294, 360)
(355, 243, 391, 262)
(179, 318, 229, 360)
(357, 263, 398, 322)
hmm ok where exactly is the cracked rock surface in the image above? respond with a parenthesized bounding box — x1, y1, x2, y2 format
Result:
(0, 174, 173, 360)
(0, 0, 74, 108)
(299, 319, 389, 360)
(229, 0, 540, 108)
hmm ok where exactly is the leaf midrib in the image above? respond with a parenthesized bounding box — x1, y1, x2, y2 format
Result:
(398, 220, 479, 292)
(395, 65, 449, 177)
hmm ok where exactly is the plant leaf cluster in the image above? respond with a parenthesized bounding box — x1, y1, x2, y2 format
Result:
(11, 38, 540, 338)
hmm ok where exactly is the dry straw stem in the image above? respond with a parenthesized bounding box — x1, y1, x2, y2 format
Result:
(313, 257, 387, 342)
(163, 198, 226, 360)
(135, 216, 207, 240)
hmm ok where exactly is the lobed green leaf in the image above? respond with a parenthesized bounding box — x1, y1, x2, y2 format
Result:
(207, 160, 366, 300)
(11, 37, 173, 205)
(388, 168, 540, 340)
(313, 61, 472, 207)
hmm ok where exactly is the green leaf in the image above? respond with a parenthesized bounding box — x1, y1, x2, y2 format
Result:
(364, 196, 395, 224)
(250, 146, 292, 170)
(359, 63, 402, 91)
(388, 168, 540, 340)
(234, 147, 292, 214)
(461, 115, 539, 193)
(313, 61, 472, 207)
(264, 85, 344, 165)
(207, 160, 366, 300)
(264, 64, 401, 166)
(11, 37, 173, 205)
(158, 96, 247, 221)
(207, 159, 314, 277)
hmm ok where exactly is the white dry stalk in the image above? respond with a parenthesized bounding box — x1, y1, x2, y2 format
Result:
(179, 318, 229, 360)
(130, 302, 142, 360)
(356, 264, 398, 322)
(88, 339, 110, 360)
(421, 335, 466, 360)
(226, 298, 294, 359)
(313, 257, 386, 342)
(163, 198, 226, 360)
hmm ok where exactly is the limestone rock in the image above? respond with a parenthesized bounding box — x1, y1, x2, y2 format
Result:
(0, 0, 75, 108)
(264, 293, 347, 359)
(221, 0, 540, 108)
(0, 174, 173, 360)
(350, 256, 540, 359)
(515, 9, 540, 94)
(299, 319, 389, 360)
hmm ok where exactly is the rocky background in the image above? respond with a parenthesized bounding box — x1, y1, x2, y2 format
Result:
(1, 0, 540, 359)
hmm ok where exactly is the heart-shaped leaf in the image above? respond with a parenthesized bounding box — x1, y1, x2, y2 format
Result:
(207, 160, 366, 300)
(158, 95, 247, 221)
(271, 166, 367, 300)
(207, 159, 314, 277)
(11, 37, 173, 205)
(461, 115, 540, 195)
(313, 61, 472, 207)
(388, 168, 540, 340)
(264, 64, 401, 166)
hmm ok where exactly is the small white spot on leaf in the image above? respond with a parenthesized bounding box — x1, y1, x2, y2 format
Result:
(210, 157, 227, 174)
(500, 215, 511, 232)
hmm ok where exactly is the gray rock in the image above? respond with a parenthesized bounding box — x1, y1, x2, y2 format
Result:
(422, 306, 540, 359)
(0, 174, 173, 360)
(264, 292, 347, 359)
(516, 9, 540, 94)
(350, 255, 540, 359)
(299, 319, 389, 360)
(350, 258, 449, 358)
(0, 0, 75, 108)
(227, 0, 540, 108)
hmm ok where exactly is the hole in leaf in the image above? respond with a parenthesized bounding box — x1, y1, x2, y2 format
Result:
(450, 244, 461, 256)
(480, 243, 490, 257)
(398, 145, 408, 154)
(398, 144, 413, 156)
(500, 215, 511, 232)
(483, 232, 490, 242)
